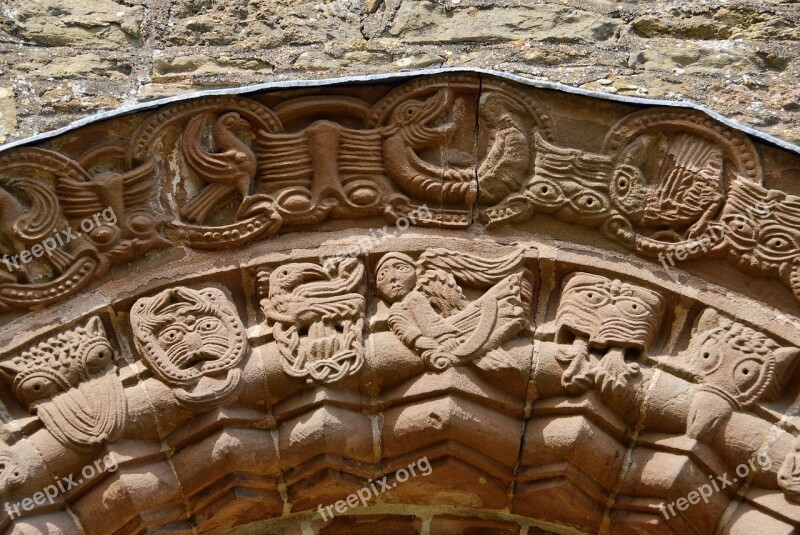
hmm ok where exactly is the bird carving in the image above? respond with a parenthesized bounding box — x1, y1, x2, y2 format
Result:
(262, 259, 365, 326)
(637, 132, 725, 237)
(260, 258, 366, 383)
(383, 91, 477, 205)
(0, 178, 71, 281)
(180, 112, 257, 224)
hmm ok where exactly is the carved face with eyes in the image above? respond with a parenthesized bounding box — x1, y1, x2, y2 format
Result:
(0, 449, 25, 495)
(0, 317, 125, 452)
(525, 134, 647, 227)
(131, 286, 246, 411)
(556, 272, 664, 352)
(675, 308, 798, 409)
(721, 179, 800, 279)
(131, 287, 245, 386)
(156, 314, 231, 374)
(376, 253, 417, 303)
(0, 317, 114, 410)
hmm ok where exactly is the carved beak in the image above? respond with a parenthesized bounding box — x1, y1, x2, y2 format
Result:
(300, 264, 329, 282)
(419, 90, 447, 125)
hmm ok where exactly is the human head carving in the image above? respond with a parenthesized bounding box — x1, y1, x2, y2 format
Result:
(376, 252, 417, 303)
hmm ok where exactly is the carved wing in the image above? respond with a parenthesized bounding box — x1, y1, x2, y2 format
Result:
(121, 157, 157, 208)
(56, 176, 105, 218)
(415, 268, 466, 318)
(417, 248, 525, 288)
(302, 294, 365, 320)
(641, 133, 724, 227)
(57, 158, 157, 220)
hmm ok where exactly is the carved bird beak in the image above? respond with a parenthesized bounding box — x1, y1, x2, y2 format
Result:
(418, 90, 447, 125)
(300, 264, 329, 282)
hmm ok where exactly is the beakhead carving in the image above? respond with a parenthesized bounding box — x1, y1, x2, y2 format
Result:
(551, 272, 665, 395)
(721, 178, 800, 300)
(0, 317, 126, 452)
(669, 308, 799, 442)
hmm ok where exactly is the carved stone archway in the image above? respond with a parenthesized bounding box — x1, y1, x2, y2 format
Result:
(1, 70, 800, 535)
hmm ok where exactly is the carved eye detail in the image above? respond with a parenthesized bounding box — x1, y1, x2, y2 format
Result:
(159, 327, 184, 345)
(84, 343, 113, 373)
(577, 289, 607, 307)
(17, 376, 59, 403)
(197, 317, 222, 333)
(763, 232, 797, 253)
(617, 298, 648, 318)
(732, 357, 764, 395)
(88, 225, 118, 247)
(724, 217, 755, 239)
(573, 192, 607, 214)
(529, 180, 562, 203)
(696, 341, 722, 373)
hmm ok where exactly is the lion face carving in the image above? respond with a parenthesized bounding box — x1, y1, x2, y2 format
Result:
(130, 286, 246, 411)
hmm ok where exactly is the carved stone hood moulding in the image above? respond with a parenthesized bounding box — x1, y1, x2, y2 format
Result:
(0, 70, 799, 535)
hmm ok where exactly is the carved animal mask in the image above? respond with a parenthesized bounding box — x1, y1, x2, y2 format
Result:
(555, 272, 664, 354)
(0, 317, 126, 452)
(526, 134, 646, 225)
(721, 179, 800, 281)
(130, 287, 246, 410)
(673, 308, 798, 410)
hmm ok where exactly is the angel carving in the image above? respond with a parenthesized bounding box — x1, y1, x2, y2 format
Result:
(375, 248, 532, 371)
